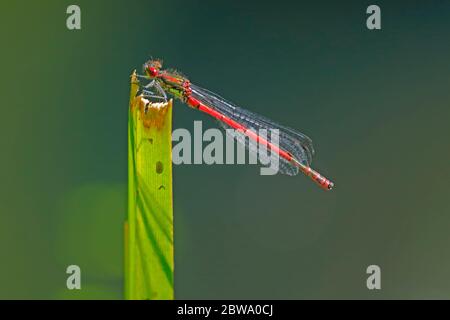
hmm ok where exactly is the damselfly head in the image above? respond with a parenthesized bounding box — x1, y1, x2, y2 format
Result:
(144, 59, 162, 78)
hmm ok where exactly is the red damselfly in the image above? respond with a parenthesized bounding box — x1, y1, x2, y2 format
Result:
(138, 59, 334, 190)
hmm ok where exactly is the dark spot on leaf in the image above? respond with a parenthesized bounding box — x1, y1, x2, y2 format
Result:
(148, 138, 153, 144)
(156, 161, 163, 174)
(158, 185, 165, 190)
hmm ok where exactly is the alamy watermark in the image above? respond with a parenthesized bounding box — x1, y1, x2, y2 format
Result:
(366, 5, 381, 30)
(171, 121, 280, 175)
(366, 265, 381, 290)
(66, 5, 81, 30)
(66, 265, 81, 290)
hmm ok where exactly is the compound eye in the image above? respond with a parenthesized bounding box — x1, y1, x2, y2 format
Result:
(147, 66, 158, 77)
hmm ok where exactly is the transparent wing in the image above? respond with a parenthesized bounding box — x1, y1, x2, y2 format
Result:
(217, 120, 299, 175)
(191, 84, 314, 175)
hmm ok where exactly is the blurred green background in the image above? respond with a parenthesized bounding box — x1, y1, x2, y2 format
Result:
(0, 0, 449, 299)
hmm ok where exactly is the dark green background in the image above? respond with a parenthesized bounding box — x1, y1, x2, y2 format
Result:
(1, 0, 449, 299)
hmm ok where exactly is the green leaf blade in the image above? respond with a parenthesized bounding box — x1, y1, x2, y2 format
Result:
(125, 71, 174, 300)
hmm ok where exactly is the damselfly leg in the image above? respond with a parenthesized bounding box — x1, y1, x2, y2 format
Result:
(137, 75, 168, 102)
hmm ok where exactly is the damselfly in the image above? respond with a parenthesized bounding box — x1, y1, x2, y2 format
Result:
(138, 59, 334, 190)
